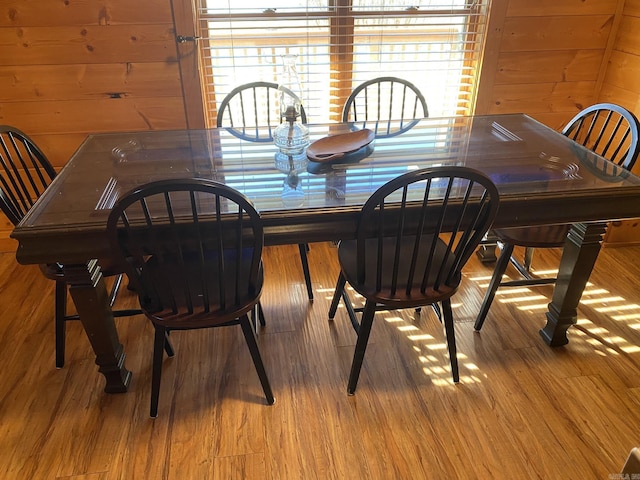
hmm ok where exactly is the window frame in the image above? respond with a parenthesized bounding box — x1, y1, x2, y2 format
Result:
(193, 1, 488, 127)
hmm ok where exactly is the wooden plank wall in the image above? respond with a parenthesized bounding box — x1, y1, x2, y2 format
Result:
(598, 0, 640, 244)
(0, 0, 187, 248)
(600, 0, 640, 112)
(476, 0, 620, 128)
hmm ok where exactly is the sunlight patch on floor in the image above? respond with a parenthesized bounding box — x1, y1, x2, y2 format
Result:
(574, 315, 640, 354)
(595, 304, 640, 313)
(578, 282, 640, 352)
(408, 333, 435, 341)
(397, 325, 419, 332)
(499, 294, 547, 304)
(581, 296, 626, 305)
(612, 313, 640, 321)
(484, 284, 551, 311)
(469, 274, 640, 356)
(384, 317, 404, 324)
(330, 257, 640, 383)
(315, 285, 337, 293)
(583, 287, 609, 295)
(622, 345, 640, 353)
(530, 268, 558, 276)
(516, 302, 550, 311)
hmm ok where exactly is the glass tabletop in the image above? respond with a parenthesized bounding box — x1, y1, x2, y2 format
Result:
(18, 114, 640, 230)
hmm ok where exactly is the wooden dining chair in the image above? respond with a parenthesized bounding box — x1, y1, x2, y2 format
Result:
(0, 125, 140, 368)
(216, 81, 308, 142)
(106, 178, 275, 417)
(328, 166, 500, 393)
(341, 77, 428, 138)
(474, 103, 640, 332)
(217, 81, 314, 300)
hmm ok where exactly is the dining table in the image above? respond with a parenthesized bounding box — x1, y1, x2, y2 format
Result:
(12, 114, 640, 393)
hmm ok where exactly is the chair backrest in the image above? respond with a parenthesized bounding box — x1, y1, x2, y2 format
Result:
(107, 178, 264, 329)
(0, 126, 56, 226)
(216, 81, 308, 142)
(562, 103, 640, 170)
(355, 166, 499, 298)
(341, 77, 429, 138)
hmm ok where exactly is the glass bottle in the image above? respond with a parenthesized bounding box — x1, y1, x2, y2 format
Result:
(273, 54, 309, 155)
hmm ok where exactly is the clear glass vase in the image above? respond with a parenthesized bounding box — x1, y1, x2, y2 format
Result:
(273, 54, 309, 155)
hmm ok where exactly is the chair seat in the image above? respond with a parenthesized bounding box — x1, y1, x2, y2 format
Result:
(338, 236, 460, 306)
(494, 224, 570, 248)
(140, 253, 264, 329)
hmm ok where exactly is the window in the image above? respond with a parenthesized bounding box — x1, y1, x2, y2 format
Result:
(196, 1, 489, 127)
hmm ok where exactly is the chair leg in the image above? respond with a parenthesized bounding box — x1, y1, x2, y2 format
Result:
(441, 299, 459, 383)
(257, 302, 266, 327)
(328, 273, 347, 319)
(239, 314, 275, 405)
(163, 331, 175, 357)
(298, 243, 313, 300)
(250, 302, 266, 332)
(54, 275, 143, 369)
(150, 326, 167, 418)
(347, 300, 376, 395)
(474, 243, 514, 332)
(107, 274, 123, 307)
(109, 273, 143, 317)
(54, 280, 68, 369)
(523, 247, 534, 272)
(476, 230, 499, 263)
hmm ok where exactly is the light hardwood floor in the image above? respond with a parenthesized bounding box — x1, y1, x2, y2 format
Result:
(0, 242, 639, 479)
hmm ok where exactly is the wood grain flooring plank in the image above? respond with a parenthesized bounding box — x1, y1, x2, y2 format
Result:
(0, 242, 638, 479)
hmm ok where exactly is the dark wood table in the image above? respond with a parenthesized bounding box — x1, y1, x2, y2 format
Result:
(12, 114, 640, 393)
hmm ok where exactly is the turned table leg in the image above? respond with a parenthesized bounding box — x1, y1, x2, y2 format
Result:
(540, 222, 606, 347)
(63, 260, 131, 393)
(476, 230, 499, 263)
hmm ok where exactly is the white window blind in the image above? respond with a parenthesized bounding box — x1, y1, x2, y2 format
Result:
(197, 1, 489, 127)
